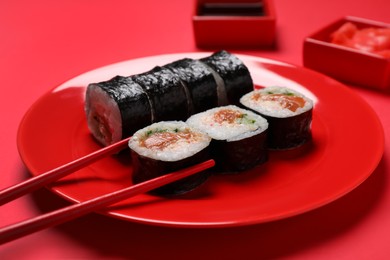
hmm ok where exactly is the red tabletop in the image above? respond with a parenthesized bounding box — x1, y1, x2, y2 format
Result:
(1, 0, 390, 259)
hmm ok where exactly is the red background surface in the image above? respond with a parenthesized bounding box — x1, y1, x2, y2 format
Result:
(1, 0, 390, 259)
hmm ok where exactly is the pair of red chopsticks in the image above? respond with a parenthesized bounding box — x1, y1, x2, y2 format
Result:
(0, 137, 215, 244)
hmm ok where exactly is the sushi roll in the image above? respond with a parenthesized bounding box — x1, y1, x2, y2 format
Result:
(240, 86, 313, 150)
(132, 66, 190, 122)
(129, 121, 212, 195)
(85, 76, 153, 146)
(200, 50, 254, 106)
(85, 50, 255, 147)
(187, 105, 268, 173)
(164, 58, 219, 114)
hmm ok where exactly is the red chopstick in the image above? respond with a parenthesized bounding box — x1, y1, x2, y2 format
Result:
(0, 159, 215, 244)
(0, 137, 131, 206)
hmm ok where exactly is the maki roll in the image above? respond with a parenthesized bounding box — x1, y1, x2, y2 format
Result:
(85, 50, 255, 147)
(200, 50, 254, 106)
(164, 58, 219, 114)
(129, 121, 212, 195)
(85, 76, 152, 146)
(132, 66, 190, 122)
(187, 105, 268, 173)
(240, 86, 313, 150)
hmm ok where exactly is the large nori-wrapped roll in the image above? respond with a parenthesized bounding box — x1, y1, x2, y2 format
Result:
(164, 58, 219, 114)
(240, 86, 313, 150)
(129, 121, 212, 195)
(85, 76, 152, 146)
(132, 66, 190, 122)
(85, 50, 255, 147)
(200, 50, 254, 106)
(187, 105, 268, 173)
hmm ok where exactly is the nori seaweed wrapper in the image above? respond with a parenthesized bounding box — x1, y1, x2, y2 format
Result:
(262, 110, 312, 150)
(164, 58, 219, 114)
(90, 76, 152, 139)
(200, 50, 253, 105)
(132, 67, 190, 122)
(211, 130, 268, 173)
(131, 147, 211, 195)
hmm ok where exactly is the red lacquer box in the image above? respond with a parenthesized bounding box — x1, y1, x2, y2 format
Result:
(193, 0, 276, 48)
(303, 16, 390, 91)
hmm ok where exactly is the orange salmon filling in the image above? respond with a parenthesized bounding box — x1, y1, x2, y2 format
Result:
(251, 93, 305, 112)
(141, 129, 201, 150)
(213, 109, 243, 124)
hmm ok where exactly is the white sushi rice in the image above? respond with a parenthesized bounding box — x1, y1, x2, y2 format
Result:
(129, 121, 211, 162)
(85, 84, 122, 145)
(240, 86, 313, 118)
(186, 105, 268, 142)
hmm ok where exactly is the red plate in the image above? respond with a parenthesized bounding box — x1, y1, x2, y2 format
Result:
(17, 53, 384, 227)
